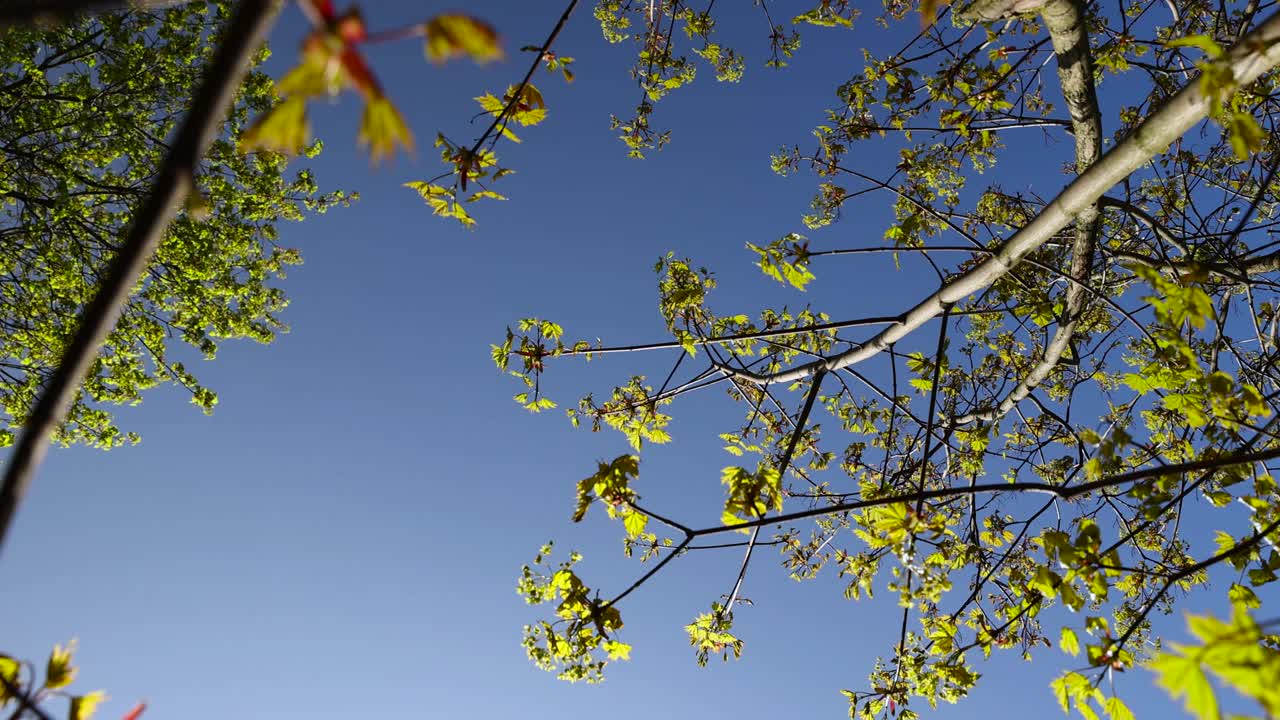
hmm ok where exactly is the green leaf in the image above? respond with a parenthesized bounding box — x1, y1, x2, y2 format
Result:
(69, 692, 107, 720)
(1227, 583, 1261, 608)
(1104, 697, 1134, 720)
(359, 96, 414, 164)
(1060, 626, 1080, 657)
(747, 234, 815, 290)
(1166, 34, 1224, 58)
(425, 14, 503, 64)
(1227, 110, 1266, 160)
(602, 639, 632, 660)
(573, 455, 640, 522)
(0, 656, 19, 705)
(239, 95, 310, 155)
(405, 181, 476, 227)
(623, 510, 648, 538)
(720, 465, 784, 530)
(1122, 373, 1155, 393)
(45, 641, 77, 690)
(1051, 674, 1071, 714)
(685, 602, 744, 666)
(1151, 651, 1219, 720)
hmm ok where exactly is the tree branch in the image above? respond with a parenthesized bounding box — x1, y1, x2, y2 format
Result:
(0, 672, 52, 720)
(1111, 513, 1280, 656)
(949, 0, 1103, 425)
(560, 316, 905, 356)
(684, 445, 1280, 538)
(725, 370, 826, 612)
(1098, 195, 1189, 254)
(462, 0, 579, 189)
(718, 10, 1280, 387)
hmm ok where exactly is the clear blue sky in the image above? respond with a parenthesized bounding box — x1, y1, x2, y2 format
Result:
(0, 2, 1266, 718)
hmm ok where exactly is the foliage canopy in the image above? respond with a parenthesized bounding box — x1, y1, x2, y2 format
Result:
(485, 1, 1280, 718)
(0, 1, 346, 450)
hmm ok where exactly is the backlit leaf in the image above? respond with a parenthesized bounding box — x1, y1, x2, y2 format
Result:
(69, 691, 107, 720)
(1060, 626, 1080, 657)
(1103, 697, 1133, 720)
(239, 96, 310, 155)
(359, 97, 414, 163)
(425, 15, 502, 64)
(1166, 34, 1224, 58)
(1151, 651, 1218, 720)
(45, 642, 77, 690)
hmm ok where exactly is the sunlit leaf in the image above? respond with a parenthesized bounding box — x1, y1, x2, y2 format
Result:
(425, 14, 502, 64)
(1166, 34, 1224, 58)
(1103, 697, 1132, 720)
(405, 181, 475, 228)
(239, 96, 310, 155)
(1059, 627, 1080, 657)
(920, 0, 949, 27)
(1227, 111, 1265, 160)
(275, 47, 338, 97)
(1151, 651, 1218, 720)
(69, 691, 107, 720)
(45, 642, 77, 690)
(0, 656, 19, 705)
(359, 97, 414, 163)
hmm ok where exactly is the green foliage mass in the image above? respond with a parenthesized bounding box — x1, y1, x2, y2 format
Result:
(0, 2, 348, 449)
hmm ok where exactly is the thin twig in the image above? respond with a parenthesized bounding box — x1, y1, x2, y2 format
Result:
(461, 0, 579, 189)
(683, 445, 1280, 538)
(725, 371, 827, 612)
(0, 672, 53, 720)
(559, 316, 907, 356)
(718, 11, 1280, 387)
(1111, 514, 1280, 655)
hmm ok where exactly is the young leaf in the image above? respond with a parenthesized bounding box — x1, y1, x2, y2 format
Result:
(406, 181, 474, 227)
(359, 97, 414, 163)
(920, 0, 949, 27)
(45, 641, 77, 690)
(275, 46, 340, 98)
(69, 691, 107, 720)
(425, 15, 502, 64)
(1150, 652, 1218, 720)
(0, 656, 19, 703)
(1103, 697, 1134, 720)
(239, 96, 310, 155)
(1227, 110, 1265, 160)
(1166, 34, 1224, 58)
(1059, 626, 1080, 657)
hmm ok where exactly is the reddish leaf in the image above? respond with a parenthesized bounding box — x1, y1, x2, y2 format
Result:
(334, 8, 368, 43)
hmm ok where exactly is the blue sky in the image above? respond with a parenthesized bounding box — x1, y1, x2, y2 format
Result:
(0, 2, 1269, 718)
